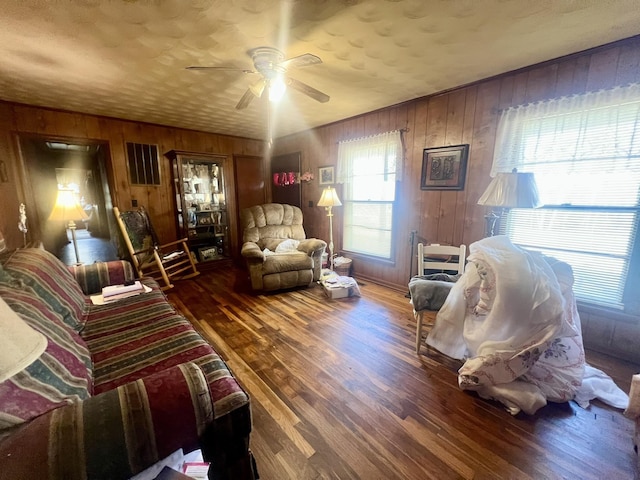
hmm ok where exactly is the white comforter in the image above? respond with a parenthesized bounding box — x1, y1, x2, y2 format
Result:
(426, 235, 627, 415)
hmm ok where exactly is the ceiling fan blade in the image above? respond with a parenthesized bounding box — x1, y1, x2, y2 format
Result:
(186, 66, 255, 74)
(236, 89, 255, 110)
(249, 78, 266, 98)
(281, 53, 322, 69)
(285, 77, 330, 103)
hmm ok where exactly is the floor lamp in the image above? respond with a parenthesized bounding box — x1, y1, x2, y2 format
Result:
(477, 169, 540, 236)
(48, 188, 89, 265)
(317, 186, 342, 271)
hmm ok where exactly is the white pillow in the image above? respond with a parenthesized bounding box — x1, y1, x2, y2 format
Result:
(275, 239, 300, 253)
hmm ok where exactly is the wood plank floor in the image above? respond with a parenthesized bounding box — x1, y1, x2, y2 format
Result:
(167, 265, 639, 480)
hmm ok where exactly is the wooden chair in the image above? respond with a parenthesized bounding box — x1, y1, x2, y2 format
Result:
(113, 206, 199, 290)
(412, 243, 466, 353)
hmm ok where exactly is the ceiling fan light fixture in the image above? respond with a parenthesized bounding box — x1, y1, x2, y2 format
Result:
(268, 76, 287, 102)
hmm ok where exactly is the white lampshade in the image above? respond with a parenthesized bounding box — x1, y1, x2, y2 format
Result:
(318, 187, 342, 208)
(48, 188, 89, 223)
(478, 171, 540, 208)
(0, 297, 47, 382)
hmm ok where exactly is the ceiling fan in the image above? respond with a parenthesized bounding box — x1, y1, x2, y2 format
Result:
(187, 46, 330, 110)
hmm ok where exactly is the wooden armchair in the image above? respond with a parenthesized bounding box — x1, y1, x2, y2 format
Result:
(114, 206, 199, 290)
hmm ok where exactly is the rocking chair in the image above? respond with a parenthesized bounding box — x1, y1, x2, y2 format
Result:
(114, 206, 199, 290)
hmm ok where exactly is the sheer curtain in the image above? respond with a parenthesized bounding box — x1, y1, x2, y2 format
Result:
(490, 83, 640, 310)
(336, 131, 403, 259)
(336, 130, 403, 183)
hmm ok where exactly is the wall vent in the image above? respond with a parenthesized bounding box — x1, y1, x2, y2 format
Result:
(126, 142, 160, 185)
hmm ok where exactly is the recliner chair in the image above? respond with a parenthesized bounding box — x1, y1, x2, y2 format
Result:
(240, 203, 326, 292)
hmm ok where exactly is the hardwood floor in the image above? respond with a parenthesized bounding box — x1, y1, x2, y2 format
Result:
(167, 265, 639, 480)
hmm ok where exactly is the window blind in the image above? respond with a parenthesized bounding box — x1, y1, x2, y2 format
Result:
(493, 84, 640, 310)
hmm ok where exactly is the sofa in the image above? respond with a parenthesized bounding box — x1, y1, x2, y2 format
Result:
(0, 247, 256, 480)
(240, 203, 326, 292)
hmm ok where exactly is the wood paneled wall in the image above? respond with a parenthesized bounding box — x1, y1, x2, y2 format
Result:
(274, 35, 640, 290)
(274, 35, 640, 361)
(0, 103, 264, 256)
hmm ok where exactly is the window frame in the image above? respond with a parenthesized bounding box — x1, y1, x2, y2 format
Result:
(337, 131, 403, 263)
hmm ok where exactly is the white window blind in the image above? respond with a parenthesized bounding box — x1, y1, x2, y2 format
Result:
(493, 84, 640, 310)
(337, 131, 403, 260)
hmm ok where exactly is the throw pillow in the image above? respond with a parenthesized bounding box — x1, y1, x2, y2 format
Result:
(1, 248, 89, 332)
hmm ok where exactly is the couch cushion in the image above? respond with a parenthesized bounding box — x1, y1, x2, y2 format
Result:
(0, 285, 93, 431)
(68, 260, 136, 295)
(262, 252, 313, 274)
(83, 280, 248, 418)
(1, 248, 89, 332)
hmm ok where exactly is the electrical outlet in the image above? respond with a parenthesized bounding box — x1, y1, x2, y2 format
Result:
(132, 199, 138, 207)
(308, 200, 313, 207)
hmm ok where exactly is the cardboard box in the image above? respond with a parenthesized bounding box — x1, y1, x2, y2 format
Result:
(322, 276, 361, 299)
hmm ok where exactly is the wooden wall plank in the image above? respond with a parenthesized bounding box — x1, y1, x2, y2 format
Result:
(524, 63, 558, 104)
(463, 79, 501, 248)
(586, 47, 621, 92)
(553, 58, 578, 98)
(454, 86, 478, 245)
(615, 37, 640, 85)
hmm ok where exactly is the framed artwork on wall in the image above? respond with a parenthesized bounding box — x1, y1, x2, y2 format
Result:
(420, 144, 469, 190)
(318, 166, 335, 185)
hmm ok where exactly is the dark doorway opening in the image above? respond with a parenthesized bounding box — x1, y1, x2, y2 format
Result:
(18, 136, 118, 264)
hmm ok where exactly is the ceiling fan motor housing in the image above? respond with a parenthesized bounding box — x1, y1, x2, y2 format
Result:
(249, 47, 286, 79)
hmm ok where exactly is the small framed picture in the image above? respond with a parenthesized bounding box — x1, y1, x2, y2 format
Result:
(198, 246, 219, 261)
(318, 166, 335, 185)
(196, 212, 213, 225)
(421, 144, 469, 191)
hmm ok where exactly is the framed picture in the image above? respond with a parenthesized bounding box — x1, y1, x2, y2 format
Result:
(198, 246, 219, 261)
(421, 144, 469, 190)
(318, 166, 335, 185)
(196, 212, 213, 225)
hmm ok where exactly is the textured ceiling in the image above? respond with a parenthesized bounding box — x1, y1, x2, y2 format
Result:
(1, 0, 639, 141)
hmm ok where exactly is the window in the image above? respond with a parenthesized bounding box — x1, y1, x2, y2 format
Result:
(126, 142, 160, 185)
(492, 84, 640, 311)
(337, 131, 403, 260)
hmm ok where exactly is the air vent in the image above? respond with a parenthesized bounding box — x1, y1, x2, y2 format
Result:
(126, 142, 160, 185)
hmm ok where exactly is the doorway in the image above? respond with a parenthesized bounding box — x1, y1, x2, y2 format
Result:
(18, 136, 118, 264)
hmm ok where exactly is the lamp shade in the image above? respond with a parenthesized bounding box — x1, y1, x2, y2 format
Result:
(317, 186, 342, 208)
(0, 297, 47, 382)
(48, 188, 89, 222)
(477, 171, 540, 208)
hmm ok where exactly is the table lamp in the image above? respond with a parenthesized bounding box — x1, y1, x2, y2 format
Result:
(48, 188, 89, 264)
(477, 169, 540, 236)
(0, 297, 47, 382)
(317, 186, 342, 271)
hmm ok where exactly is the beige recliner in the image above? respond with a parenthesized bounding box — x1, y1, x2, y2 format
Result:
(241, 203, 326, 292)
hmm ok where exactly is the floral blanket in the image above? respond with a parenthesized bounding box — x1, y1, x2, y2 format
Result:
(426, 235, 626, 415)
